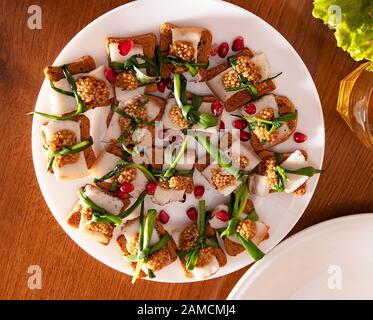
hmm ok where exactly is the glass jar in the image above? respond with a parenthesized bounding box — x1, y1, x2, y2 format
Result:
(337, 62, 373, 149)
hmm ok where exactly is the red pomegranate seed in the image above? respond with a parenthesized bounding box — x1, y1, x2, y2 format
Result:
(186, 207, 198, 221)
(210, 43, 219, 56)
(170, 135, 176, 143)
(157, 80, 166, 93)
(218, 42, 229, 58)
(159, 210, 170, 224)
(216, 210, 229, 222)
(117, 190, 130, 199)
(232, 119, 247, 130)
(119, 182, 134, 193)
(104, 67, 116, 83)
(118, 39, 134, 56)
(194, 185, 205, 199)
(294, 132, 307, 143)
(240, 130, 251, 141)
(211, 101, 223, 116)
(245, 103, 256, 115)
(232, 36, 245, 51)
(146, 181, 157, 195)
(219, 120, 225, 130)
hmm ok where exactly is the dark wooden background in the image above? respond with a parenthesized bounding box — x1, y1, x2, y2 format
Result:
(1, 0, 372, 300)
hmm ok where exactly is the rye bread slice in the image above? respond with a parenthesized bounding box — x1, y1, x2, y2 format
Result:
(206, 48, 276, 112)
(44, 55, 96, 82)
(106, 33, 158, 92)
(250, 95, 298, 153)
(116, 218, 178, 278)
(159, 22, 212, 81)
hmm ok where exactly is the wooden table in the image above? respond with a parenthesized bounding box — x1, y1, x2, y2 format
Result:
(1, 0, 372, 300)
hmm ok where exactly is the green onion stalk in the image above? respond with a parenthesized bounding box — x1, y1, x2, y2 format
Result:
(173, 73, 218, 129)
(132, 204, 171, 283)
(162, 136, 190, 180)
(163, 55, 208, 77)
(47, 138, 93, 171)
(244, 112, 298, 134)
(220, 180, 265, 261)
(34, 65, 86, 120)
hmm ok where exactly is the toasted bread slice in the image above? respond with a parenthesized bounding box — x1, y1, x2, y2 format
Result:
(160, 22, 212, 81)
(256, 149, 308, 195)
(178, 223, 227, 278)
(104, 95, 165, 148)
(250, 95, 298, 153)
(106, 33, 158, 92)
(116, 218, 178, 278)
(66, 184, 130, 245)
(206, 48, 276, 112)
(44, 55, 96, 82)
(41, 115, 96, 180)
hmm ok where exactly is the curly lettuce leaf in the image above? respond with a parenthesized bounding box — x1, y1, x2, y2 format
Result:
(312, 0, 373, 62)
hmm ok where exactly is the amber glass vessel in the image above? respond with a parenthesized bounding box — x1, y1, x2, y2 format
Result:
(337, 62, 373, 148)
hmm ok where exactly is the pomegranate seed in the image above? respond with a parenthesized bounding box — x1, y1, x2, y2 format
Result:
(157, 80, 166, 93)
(119, 182, 134, 193)
(232, 119, 247, 130)
(118, 39, 134, 56)
(159, 210, 170, 224)
(294, 132, 307, 143)
(211, 101, 223, 116)
(117, 190, 130, 199)
(216, 210, 229, 222)
(210, 43, 219, 56)
(232, 36, 245, 51)
(170, 135, 176, 143)
(194, 185, 205, 199)
(218, 42, 229, 58)
(146, 181, 157, 195)
(180, 194, 187, 203)
(219, 120, 225, 130)
(104, 67, 116, 83)
(245, 103, 256, 115)
(240, 130, 251, 141)
(186, 207, 198, 221)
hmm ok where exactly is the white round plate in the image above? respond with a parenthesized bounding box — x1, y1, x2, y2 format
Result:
(32, 0, 324, 282)
(228, 214, 373, 299)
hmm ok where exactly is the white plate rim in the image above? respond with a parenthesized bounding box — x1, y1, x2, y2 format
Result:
(227, 213, 373, 299)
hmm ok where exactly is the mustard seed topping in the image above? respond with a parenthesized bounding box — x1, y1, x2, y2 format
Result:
(256, 107, 275, 120)
(169, 41, 195, 62)
(222, 70, 241, 89)
(117, 166, 137, 184)
(115, 71, 139, 90)
(236, 220, 256, 240)
(211, 167, 235, 190)
(179, 224, 199, 251)
(168, 176, 194, 193)
(48, 130, 80, 167)
(81, 207, 114, 237)
(235, 56, 261, 84)
(147, 247, 171, 272)
(253, 125, 278, 143)
(126, 234, 140, 255)
(169, 106, 189, 129)
(196, 247, 215, 268)
(76, 76, 110, 108)
(265, 158, 278, 187)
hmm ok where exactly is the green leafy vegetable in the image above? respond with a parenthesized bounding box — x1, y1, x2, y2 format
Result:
(162, 136, 189, 179)
(118, 190, 147, 219)
(163, 56, 208, 77)
(244, 112, 297, 134)
(49, 80, 74, 96)
(284, 166, 323, 177)
(313, 0, 373, 62)
(195, 132, 240, 178)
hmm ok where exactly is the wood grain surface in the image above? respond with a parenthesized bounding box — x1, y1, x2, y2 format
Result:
(1, 0, 372, 300)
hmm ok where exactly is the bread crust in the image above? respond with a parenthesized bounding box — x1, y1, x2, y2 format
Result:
(44, 55, 96, 82)
(159, 22, 212, 81)
(106, 33, 158, 92)
(206, 48, 276, 112)
(250, 95, 298, 153)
